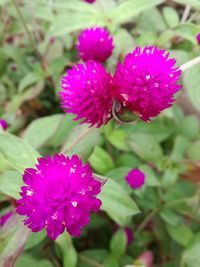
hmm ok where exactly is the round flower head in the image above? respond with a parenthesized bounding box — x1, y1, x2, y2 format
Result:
(76, 27, 114, 62)
(60, 61, 113, 127)
(196, 33, 200, 45)
(124, 227, 134, 245)
(84, 0, 96, 3)
(0, 119, 7, 130)
(125, 169, 145, 189)
(113, 46, 182, 121)
(16, 154, 103, 240)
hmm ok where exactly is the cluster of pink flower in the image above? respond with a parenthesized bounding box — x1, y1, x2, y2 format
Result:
(60, 27, 182, 127)
(16, 25, 182, 241)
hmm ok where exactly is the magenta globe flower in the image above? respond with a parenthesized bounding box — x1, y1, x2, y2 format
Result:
(124, 227, 134, 245)
(112, 46, 182, 121)
(125, 169, 145, 189)
(59, 61, 113, 127)
(196, 33, 200, 45)
(0, 119, 7, 130)
(76, 27, 114, 62)
(84, 0, 96, 3)
(16, 154, 103, 240)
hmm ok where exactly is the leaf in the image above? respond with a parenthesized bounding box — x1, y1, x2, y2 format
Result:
(175, 23, 200, 44)
(23, 114, 64, 148)
(127, 133, 163, 164)
(15, 254, 53, 267)
(187, 140, 200, 160)
(182, 233, 200, 267)
(0, 133, 40, 172)
(110, 228, 127, 256)
(110, 0, 164, 25)
(170, 135, 188, 161)
(183, 64, 200, 111)
(56, 233, 77, 267)
(18, 72, 41, 93)
(0, 213, 30, 267)
(175, 116, 199, 140)
(0, 171, 22, 199)
(116, 153, 142, 168)
(25, 231, 46, 250)
(89, 146, 115, 175)
(106, 129, 130, 151)
(163, 7, 179, 28)
(99, 178, 140, 225)
(166, 224, 194, 247)
(62, 124, 100, 161)
(173, 0, 200, 9)
(140, 165, 160, 187)
(161, 169, 179, 189)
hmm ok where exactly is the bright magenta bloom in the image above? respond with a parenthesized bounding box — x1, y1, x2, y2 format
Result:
(60, 61, 113, 127)
(76, 27, 114, 62)
(196, 33, 200, 45)
(16, 154, 102, 240)
(125, 169, 145, 189)
(113, 46, 182, 121)
(84, 0, 96, 3)
(0, 119, 7, 130)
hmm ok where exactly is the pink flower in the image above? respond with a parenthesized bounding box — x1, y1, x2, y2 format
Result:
(112, 46, 182, 121)
(125, 169, 145, 189)
(76, 27, 114, 62)
(196, 33, 200, 45)
(0, 119, 8, 130)
(16, 154, 103, 240)
(138, 251, 153, 267)
(84, 0, 96, 3)
(124, 227, 134, 245)
(59, 61, 113, 127)
(0, 211, 13, 226)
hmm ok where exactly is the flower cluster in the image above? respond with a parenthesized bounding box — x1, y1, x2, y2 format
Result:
(60, 36, 182, 125)
(16, 154, 103, 240)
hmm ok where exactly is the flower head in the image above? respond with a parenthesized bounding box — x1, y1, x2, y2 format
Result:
(59, 61, 113, 127)
(84, 0, 96, 3)
(124, 227, 134, 245)
(196, 33, 200, 45)
(112, 46, 182, 121)
(16, 154, 103, 240)
(0, 119, 7, 130)
(138, 251, 153, 267)
(125, 169, 145, 189)
(0, 211, 13, 226)
(76, 27, 114, 62)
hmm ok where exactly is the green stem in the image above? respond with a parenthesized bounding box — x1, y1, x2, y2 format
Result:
(180, 55, 200, 72)
(135, 209, 159, 234)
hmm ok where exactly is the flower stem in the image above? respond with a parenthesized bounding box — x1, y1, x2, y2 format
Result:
(12, 0, 46, 68)
(180, 55, 200, 72)
(79, 255, 105, 267)
(181, 5, 191, 23)
(135, 209, 159, 234)
(61, 126, 95, 154)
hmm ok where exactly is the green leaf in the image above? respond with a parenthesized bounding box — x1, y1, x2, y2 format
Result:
(175, 23, 200, 44)
(56, 233, 77, 267)
(176, 116, 199, 140)
(15, 254, 53, 267)
(0, 213, 30, 267)
(182, 233, 200, 267)
(110, 0, 164, 25)
(187, 140, 200, 160)
(183, 64, 200, 111)
(161, 169, 178, 189)
(18, 72, 41, 93)
(62, 124, 100, 161)
(116, 153, 142, 168)
(140, 165, 160, 187)
(127, 133, 163, 164)
(166, 224, 194, 246)
(106, 129, 130, 151)
(0, 171, 22, 199)
(103, 253, 119, 267)
(173, 0, 200, 9)
(110, 229, 127, 256)
(99, 178, 140, 225)
(89, 146, 115, 175)
(171, 136, 188, 161)
(160, 208, 181, 226)
(0, 133, 40, 172)
(163, 7, 179, 28)
(23, 114, 64, 148)
(25, 231, 46, 250)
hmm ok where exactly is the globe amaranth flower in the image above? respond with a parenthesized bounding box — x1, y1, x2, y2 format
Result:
(124, 227, 134, 245)
(59, 60, 113, 127)
(112, 46, 182, 121)
(196, 33, 200, 45)
(84, 0, 96, 3)
(16, 154, 103, 240)
(76, 27, 114, 62)
(0, 119, 7, 130)
(0, 211, 13, 226)
(125, 169, 145, 189)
